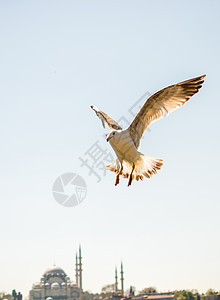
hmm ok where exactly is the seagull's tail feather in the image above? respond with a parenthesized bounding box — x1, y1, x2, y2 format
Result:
(134, 154, 163, 180)
(106, 159, 121, 174)
(106, 159, 131, 178)
(106, 154, 163, 182)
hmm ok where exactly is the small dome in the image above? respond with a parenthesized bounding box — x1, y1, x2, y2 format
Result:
(51, 282, 60, 289)
(61, 282, 66, 286)
(71, 282, 77, 287)
(43, 266, 66, 277)
(33, 282, 41, 289)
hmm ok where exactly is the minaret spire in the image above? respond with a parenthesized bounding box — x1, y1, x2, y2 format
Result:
(79, 244, 82, 290)
(121, 261, 124, 296)
(75, 252, 79, 286)
(115, 266, 118, 292)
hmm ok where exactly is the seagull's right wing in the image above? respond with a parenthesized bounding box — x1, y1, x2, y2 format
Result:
(91, 105, 122, 130)
(129, 75, 206, 149)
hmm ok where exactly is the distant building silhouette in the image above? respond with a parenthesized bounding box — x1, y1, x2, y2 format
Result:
(29, 246, 83, 300)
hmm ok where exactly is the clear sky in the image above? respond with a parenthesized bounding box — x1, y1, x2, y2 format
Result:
(0, 0, 220, 297)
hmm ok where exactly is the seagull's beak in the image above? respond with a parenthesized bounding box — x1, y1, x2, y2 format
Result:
(107, 136, 112, 142)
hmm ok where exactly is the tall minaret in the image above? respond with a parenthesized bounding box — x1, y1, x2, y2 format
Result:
(115, 266, 118, 292)
(79, 245, 83, 290)
(75, 252, 79, 286)
(120, 261, 124, 296)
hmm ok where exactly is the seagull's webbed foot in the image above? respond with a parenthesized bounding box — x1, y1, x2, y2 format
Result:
(115, 164, 123, 186)
(127, 163, 135, 187)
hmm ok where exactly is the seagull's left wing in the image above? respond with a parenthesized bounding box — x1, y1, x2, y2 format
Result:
(91, 105, 122, 130)
(129, 75, 206, 149)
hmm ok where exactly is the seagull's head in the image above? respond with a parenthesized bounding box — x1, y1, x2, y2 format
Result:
(106, 130, 119, 142)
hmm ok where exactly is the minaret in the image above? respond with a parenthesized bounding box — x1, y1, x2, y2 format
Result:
(79, 245, 82, 290)
(120, 261, 124, 296)
(75, 252, 79, 286)
(115, 266, 118, 292)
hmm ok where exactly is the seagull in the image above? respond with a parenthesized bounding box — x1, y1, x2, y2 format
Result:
(91, 75, 206, 186)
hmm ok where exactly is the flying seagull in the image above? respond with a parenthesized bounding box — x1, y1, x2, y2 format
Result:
(91, 75, 206, 186)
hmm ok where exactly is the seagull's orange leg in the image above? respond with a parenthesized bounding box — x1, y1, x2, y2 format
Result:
(128, 163, 135, 187)
(115, 164, 123, 186)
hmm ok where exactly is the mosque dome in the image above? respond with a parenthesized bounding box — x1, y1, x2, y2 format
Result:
(30, 246, 84, 300)
(51, 282, 60, 289)
(71, 283, 77, 287)
(33, 283, 41, 289)
(43, 266, 66, 277)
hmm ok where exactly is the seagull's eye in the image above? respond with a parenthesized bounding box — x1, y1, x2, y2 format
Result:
(113, 132, 115, 135)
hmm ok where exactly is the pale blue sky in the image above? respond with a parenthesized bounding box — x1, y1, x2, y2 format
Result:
(0, 0, 220, 297)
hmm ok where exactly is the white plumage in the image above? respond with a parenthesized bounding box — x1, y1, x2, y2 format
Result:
(91, 75, 206, 186)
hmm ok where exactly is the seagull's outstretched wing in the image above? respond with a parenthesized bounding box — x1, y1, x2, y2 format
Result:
(129, 75, 206, 148)
(91, 105, 122, 130)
